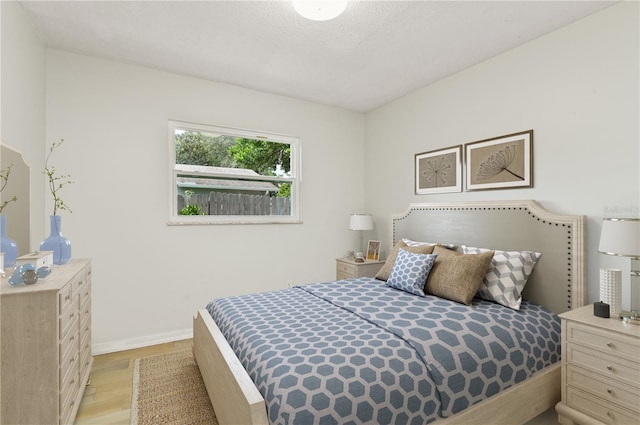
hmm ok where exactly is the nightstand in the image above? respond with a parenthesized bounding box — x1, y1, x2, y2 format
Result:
(336, 258, 384, 280)
(556, 304, 640, 425)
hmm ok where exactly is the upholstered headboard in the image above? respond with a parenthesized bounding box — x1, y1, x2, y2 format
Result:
(392, 200, 586, 314)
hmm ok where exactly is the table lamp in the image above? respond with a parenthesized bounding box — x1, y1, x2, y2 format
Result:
(349, 214, 373, 254)
(598, 217, 640, 323)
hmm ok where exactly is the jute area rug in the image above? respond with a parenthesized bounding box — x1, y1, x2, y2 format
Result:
(131, 349, 219, 425)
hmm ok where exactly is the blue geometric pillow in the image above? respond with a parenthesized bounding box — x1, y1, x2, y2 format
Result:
(386, 249, 438, 297)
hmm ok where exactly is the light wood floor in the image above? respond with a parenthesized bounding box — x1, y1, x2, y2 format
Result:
(74, 339, 193, 425)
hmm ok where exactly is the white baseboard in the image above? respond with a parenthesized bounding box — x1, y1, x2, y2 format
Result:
(91, 328, 193, 355)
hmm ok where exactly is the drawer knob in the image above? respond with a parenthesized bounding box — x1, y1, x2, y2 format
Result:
(606, 365, 614, 371)
(607, 411, 614, 419)
(606, 341, 613, 348)
(607, 388, 613, 394)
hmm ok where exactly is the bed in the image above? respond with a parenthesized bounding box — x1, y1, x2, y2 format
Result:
(193, 200, 586, 425)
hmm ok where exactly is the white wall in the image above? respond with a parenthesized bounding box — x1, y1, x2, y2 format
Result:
(364, 2, 639, 307)
(6, 1, 639, 352)
(0, 0, 46, 250)
(46, 51, 366, 352)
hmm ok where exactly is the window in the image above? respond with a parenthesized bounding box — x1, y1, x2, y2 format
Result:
(169, 120, 300, 224)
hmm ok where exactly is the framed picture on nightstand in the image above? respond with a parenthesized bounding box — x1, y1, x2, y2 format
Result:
(366, 240, 381, 261)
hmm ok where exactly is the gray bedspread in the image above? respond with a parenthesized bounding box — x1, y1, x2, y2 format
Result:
(206, 278, 560, 425)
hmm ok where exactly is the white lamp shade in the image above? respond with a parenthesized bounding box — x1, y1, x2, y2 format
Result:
(293, 1, 347, 21)
(598, 218, 640, 257)
(349, 214, 373, 231)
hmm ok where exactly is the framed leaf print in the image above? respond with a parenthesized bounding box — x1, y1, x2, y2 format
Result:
(415, 145, 462, 194)
(465, 130, 533, 191)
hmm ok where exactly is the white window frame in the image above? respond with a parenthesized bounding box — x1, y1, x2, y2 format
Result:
(168, 120, 301, 225)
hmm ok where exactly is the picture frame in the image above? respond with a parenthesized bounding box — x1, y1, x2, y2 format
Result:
(465, 130, 533, 191)
(415, 145, 462, 194)
(366, 240, 381, 261)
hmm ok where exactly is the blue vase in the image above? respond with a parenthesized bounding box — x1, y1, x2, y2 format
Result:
(0, 215, 18, 268)
(39, 215, 71, 265)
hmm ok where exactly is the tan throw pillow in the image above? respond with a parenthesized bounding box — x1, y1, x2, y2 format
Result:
(375, 240, 435, 281)
(425, 246, 494, 305)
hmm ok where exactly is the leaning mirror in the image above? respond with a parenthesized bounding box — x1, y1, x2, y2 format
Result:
(1, 144, 30, 256)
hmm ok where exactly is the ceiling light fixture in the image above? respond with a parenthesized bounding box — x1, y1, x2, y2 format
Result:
(293, 0, 347, 21)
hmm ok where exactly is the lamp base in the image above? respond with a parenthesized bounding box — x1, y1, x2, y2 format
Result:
(619, 310, 640, 325)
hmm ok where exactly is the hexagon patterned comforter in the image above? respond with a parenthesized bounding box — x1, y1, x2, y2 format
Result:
(206, 278, 560, 425)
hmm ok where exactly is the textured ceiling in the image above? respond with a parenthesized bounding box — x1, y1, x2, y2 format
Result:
(18, 1, 617, 112)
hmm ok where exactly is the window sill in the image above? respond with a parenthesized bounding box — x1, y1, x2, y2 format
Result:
(167, 216, 302, 225)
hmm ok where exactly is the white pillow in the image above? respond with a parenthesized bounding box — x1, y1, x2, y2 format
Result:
(462, 246, 541, 310)
(402, 238, 435, 247)
(402, 238, 456, 250)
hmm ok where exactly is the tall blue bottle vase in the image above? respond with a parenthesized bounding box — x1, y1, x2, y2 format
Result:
(39, 215, 71, 265)
(0, 215, 18, 268)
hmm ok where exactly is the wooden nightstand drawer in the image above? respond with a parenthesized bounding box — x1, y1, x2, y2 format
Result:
(336, 262, 357, 276)
(567, 387, 638, 424)
(567, 321, 640, 362)
(557, 305, 640, 425)
(567, 344, 640, 389)
(337, 262, 357, 277)
(336, 258, 384, 280)
(567, 365, 640, 413)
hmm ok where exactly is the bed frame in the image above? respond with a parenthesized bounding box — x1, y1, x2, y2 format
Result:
(193, 200, 587, 425)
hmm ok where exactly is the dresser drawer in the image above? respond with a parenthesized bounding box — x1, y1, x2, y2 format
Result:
(567, 365, 640, 413)
(73, 268, 90, 295)
(78, 277, 90, 307)
(59, 296, 79, 339)
(567, 344, 640, 389)
(79, 329, 92, 377)
(59, 354, 79, 411)
(59, 346, 79, 386)
(59, 374, 80, 425)
(58, 283, 74, 315)
(59, 322, 79, 364)
(567, 387, 639, 424)
(567, 321, 640, 362)
(80, 300, 91, 338)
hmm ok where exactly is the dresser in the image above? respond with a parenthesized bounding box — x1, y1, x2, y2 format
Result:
(556, 304, 640, 425)
(336, 257, 384, 280)
(1, 258, 92, 425)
